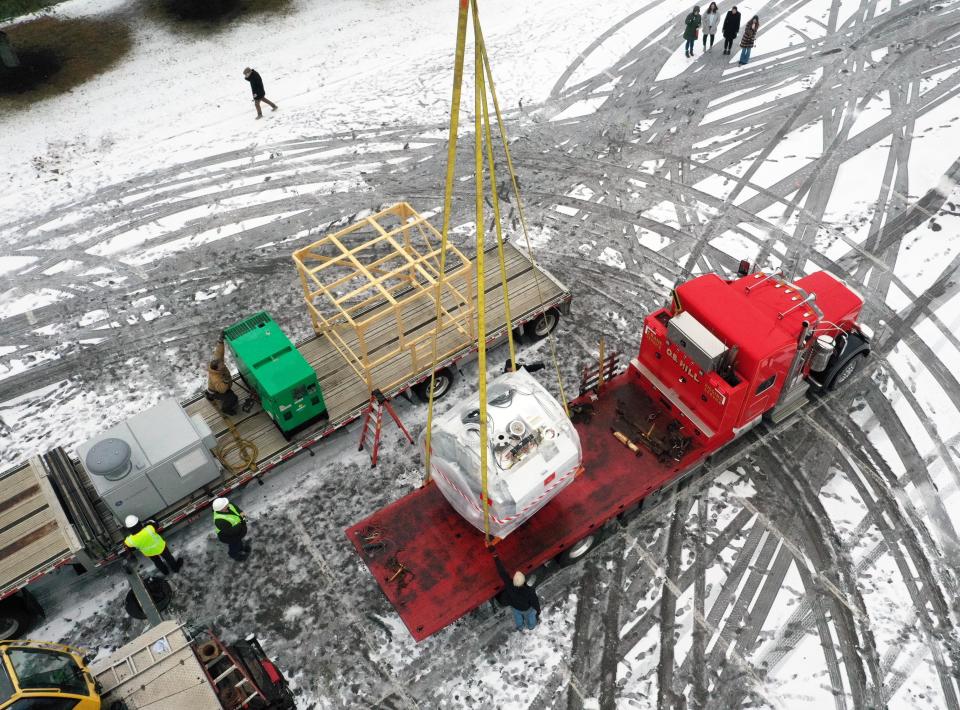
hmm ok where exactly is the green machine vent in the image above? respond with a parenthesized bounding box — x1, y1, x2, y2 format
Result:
(223, 311, 328, 434)
(224, 312, 272, 341)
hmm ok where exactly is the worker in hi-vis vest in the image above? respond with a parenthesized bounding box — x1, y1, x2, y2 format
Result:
(123, 515, 182, 575)
(212, 497, 250, 562)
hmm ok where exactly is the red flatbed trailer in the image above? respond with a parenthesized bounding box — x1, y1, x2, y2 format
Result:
(347, 367, 704, 640)
(347, 267, 871, 641)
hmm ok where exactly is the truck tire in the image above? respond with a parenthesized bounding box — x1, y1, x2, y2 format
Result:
(557, 532, 599, 566)
(124, 577, 173, 621)
(413, 368, 454, 403)
(0, 596, 37, 640)
(828, 352, 866, 391)
(528, 308, 560, 341)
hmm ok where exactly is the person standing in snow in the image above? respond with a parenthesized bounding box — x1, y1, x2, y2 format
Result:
(491, 549, 541, 631)
(243, 67, 278, 119)
(682, 6, 701, 58)
(702, 3, 720, 50)
(739, 15, 760, 65)
(206, 331, 239, 416)
(212, 497, 250, 562)
(722, 6, 742, 55)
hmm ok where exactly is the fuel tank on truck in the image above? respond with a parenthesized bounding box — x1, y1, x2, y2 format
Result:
(420, 368, 582, 539)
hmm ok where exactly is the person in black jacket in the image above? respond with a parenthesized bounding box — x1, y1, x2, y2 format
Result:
(492, 549, 541, 631)
(242, 67, 278, 119)
(722, 7, 741, 55)
(213, 497, 250, 561)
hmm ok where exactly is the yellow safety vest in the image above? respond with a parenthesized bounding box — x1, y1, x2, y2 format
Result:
(213, 504, 242, 528)
(124, 525, 166, 557)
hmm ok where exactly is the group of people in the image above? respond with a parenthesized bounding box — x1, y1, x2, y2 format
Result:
(123, 497, 251, 578)
(683, 4, 760, 65)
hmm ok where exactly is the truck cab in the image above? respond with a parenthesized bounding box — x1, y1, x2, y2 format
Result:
(0, 640, 99, 710)
(635, 267, 870, 449)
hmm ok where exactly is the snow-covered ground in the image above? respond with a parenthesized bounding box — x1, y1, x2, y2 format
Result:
(4, 0, 960, 707)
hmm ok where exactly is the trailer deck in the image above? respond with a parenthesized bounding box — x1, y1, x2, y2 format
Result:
(183, 240, 567, 475)
(0, 459, 81, 597)
(91, 620, 223, 710)
(346, 364, 705, 641)
(0, 241, 569, 601)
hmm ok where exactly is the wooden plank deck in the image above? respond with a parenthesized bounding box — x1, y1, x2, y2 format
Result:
(183, 242, 567, 477)
(0, 459, 79, 596)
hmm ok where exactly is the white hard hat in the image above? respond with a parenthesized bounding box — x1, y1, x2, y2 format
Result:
(124, 514, 139, 528)
(212, 497, 229, 512)
(513, 571, 526, 587)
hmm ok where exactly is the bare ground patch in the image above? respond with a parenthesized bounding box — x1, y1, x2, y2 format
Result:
(148, 0, 293, 31)
(0, 16, 131, 105)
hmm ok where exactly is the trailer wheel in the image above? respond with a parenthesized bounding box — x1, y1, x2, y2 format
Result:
(528, 308, 560, 341)
(0, 597, 35, 640)
(828, 352, 866, 391)
(414, 368, 454, 403)
(557, 533, 599, 566)
(124, 577, 173, 621)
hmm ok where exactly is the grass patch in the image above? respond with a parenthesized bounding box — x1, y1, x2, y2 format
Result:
(0, 0, 61, 23)
(0, 16, 131, 105)
(148, 0, 293, 31)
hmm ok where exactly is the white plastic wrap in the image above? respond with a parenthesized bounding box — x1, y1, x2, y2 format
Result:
(420, 368, 582, 538)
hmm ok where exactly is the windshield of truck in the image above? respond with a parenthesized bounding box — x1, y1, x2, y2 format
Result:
(0, 660, 13, 704)
(5, 648, 87, 696)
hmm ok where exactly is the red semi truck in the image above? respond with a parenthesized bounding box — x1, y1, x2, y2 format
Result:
(347, 264, 872, 641)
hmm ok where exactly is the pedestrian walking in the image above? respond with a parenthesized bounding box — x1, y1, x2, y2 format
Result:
(491, 549, 541, 631)
(243, 67, 278, 119)
(123, 515, 182, 575)
(739, 15, 760, 65)
(206, 331, 239, 416)
(683, 6, 702, 58)
(213, 497, 251, 562)
(722, 6, 742, 54)
(702, 3, 719, 50)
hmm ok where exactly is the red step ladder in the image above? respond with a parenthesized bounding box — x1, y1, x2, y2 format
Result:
(358, 389, 414, 466)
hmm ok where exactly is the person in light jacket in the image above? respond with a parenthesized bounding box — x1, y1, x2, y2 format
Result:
(739, 15, 760, 65)
(722, 6, 741, 55)
(702, 2, 720, 50)
(683, 6, 701, 58)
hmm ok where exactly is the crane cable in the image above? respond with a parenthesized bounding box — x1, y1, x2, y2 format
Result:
(473, 15, 491, 545)
(476, 18, 569, 416)
(423, 0, 469, 488)
(425, 0, 570, 545)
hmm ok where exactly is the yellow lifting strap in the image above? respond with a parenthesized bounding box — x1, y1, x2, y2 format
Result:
(424, 0, 570, 545)
(423, 0, 469, 487)
(474, 12, 569, 416)
(473, 14, 491, 544)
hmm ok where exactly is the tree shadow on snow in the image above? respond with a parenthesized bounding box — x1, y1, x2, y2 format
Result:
(0, 16, 131, 106)
(148, 0, 293, 32)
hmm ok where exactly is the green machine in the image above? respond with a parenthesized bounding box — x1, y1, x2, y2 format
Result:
(224, 311, 328, 434)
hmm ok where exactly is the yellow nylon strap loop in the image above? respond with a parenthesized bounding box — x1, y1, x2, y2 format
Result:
(423, 0, 469, 485)
(476, 23, 569, 415)
(474, 15, 516, 374)
(473, 2, 491, 544)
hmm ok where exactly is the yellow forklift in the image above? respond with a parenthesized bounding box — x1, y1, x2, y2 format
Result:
(1, 621, 295, 710)
(0, 639, 98, 709)
(0, 566, 294, 710)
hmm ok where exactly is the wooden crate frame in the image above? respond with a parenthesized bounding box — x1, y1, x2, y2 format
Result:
(292, 203, 476, 394)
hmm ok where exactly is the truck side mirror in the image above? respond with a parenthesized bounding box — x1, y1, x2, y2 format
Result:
(737, 260, 751, 276)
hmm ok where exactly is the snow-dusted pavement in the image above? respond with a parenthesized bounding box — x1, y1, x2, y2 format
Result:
(3, 0, 960, 707)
